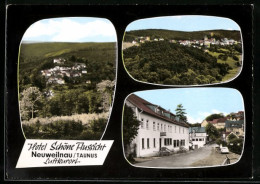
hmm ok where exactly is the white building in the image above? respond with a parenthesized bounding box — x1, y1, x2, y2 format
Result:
(125, 94, 190, 158)
(189, 127, 207, 149)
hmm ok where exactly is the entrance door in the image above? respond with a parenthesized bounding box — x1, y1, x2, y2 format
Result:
(159, 138, 162, 150)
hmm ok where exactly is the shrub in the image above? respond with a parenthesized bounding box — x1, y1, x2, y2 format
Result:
(232, 55, 239, 61)
(23, 117, 107, 140)
(228, 138, 243, 154)
(218, 54, 228, 61)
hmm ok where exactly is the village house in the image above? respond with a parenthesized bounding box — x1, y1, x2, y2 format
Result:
(189, 127, 207, 149)
(201, 119, 209, 127)
(225, 120, 244, 138)
(208, 117, 227, 129)
(40, 60, 88, 85)
(53, 58, 65, 64)
(129, 34, 240, 51)
(125, 94, 190, 158)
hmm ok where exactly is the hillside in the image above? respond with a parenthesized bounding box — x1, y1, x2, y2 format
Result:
(124, 29, 241, 42)
(123, 41, 232, 85)
(20, 42, 116, 62)
(19, 42, 116, 90)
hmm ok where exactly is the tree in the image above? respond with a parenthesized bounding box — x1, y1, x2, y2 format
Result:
(123, 105, 141, 147)
(175, 104, 188, 123)
(96, 80, 115, 112)
(228, 137, 243, 154)
(20, 87, 42, 120)
(205, 123, 220, 141)
(205, 113, 224, 121)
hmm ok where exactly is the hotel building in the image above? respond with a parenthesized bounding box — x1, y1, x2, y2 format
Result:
(125, 94, 190, 157)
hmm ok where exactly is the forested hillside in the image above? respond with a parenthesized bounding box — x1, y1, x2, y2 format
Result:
(123, 41, 232, 85)
(124, 29, 241, 42)
(19, 42, 116, 139)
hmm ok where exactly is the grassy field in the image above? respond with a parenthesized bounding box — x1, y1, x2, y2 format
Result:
(20, 42, 116, 61)
(208, 51, 241, 82)
(22, 112, 109, 125)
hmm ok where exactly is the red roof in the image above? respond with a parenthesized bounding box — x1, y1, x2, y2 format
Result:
(127, 94, 189, 128)
(217, 117, 227, 122)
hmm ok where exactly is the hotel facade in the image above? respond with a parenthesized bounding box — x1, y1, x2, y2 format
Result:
(125, 94, 190, 158)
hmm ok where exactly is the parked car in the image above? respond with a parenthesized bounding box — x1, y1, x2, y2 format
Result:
(221, 147, 229, 154)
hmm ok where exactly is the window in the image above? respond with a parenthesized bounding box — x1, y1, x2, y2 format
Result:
(153, 122, 156, 131)
(142, 138, 145, 149)
(164, 138, 172, 146)
(164, 124, 166, 132)
(192, 139, 195, 141)
(180, 140, 185, 146)
(177, 140, 179, 147)
(183, 127, 184, 134)
(161, 124, 163, 131)
(157, 123, 159, 131)
(174, 140, 177, 147)
(147, 138, 150, 148)
(175, 126, 176, 133)
(154, 138, 156, 148)
(199, 138, 202, 141)
(146, 120, 149, 129)
(141, 119, 144, 128)
(179, 127, 181, 133)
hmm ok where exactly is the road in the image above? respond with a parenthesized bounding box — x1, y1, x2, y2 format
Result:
(135, 144, 215, 168)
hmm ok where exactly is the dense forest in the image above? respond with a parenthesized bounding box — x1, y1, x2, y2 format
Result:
(19, 42, 116, 139)
(124, 41, 235, 85)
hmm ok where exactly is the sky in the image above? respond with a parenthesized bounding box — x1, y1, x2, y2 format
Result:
(22, 17, 117, 42)
(134, 88, 244, 124)
(126, 15, 240, 32)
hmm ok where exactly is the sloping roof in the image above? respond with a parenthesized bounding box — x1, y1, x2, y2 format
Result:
(189, 127, 206, 133)
(127, 94, 189, 128)
(225, 120, 244, 128)
(217, 117, 227, 122)
(209, 119, 218, 124)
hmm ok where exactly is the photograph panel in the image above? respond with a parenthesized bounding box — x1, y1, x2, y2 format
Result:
(122, 16, 243, 86)
(122, 88, 245, 168)
(18, 17, 117, 140)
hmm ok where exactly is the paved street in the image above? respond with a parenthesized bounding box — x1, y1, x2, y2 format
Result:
(135, 144, 218, 168)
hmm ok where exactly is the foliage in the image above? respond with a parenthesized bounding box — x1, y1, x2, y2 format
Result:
(218, 54, 228, 61)
(175, 104, 188, 123)
(123, 105, 141, 147)
(205, 113, 224, 121)
(227, 133, 237, 141)
(216, 138, 227, 147)
(19, 42, 116, 92)
(124, 29, 241, 42)
(19, 42, 116, 139)
(123, 41, 232, 85)
(227, 137, 243, 154)
(97, 80, 115, 112)
(23, 118, 107, 140)
(20, 87, 43, 120)
(205, 123, 220, 141)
